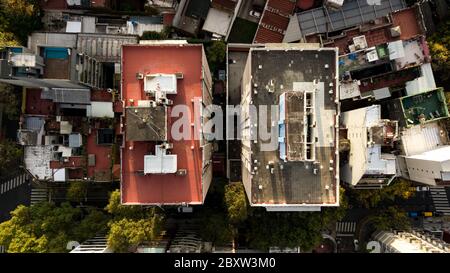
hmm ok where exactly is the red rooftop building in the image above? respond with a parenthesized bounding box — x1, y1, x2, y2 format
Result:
(120, 42, 213, 205)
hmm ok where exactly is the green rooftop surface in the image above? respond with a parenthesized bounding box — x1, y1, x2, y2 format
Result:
(401, 88, 449, 126)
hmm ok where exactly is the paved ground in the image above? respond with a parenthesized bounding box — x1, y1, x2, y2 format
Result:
(227, 50, 248, 106)
(0, 181, 31, 222)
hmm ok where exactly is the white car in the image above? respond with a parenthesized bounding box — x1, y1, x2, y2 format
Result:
(249, 10, 261, 18)
(416, 186, 430, 192)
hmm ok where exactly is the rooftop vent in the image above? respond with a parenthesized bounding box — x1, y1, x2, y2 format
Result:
(390, 26, 402, 38)
(353, 35, 368, 50)
(144, 74, 177, 94)
(144, 144, 177, 174)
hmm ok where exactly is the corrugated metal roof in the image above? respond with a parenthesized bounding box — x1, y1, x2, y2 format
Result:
(42, 88, 90, 104)
(254, 0, 296, 43)
(69, 133, 82, 148)
(77, 34, 138, 63)
(401, 122, 445, 156)
(297, 0, 406, 37)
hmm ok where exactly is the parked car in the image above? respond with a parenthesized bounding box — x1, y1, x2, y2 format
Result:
(249, 10, 261, 18)
(407, 211, 419, 218)
(416, 186, 430, 192)
(423, 211, 433, 217)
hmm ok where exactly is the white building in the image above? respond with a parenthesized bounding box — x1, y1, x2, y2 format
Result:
(397, 121, 450, 185)
(373, 230, 450, 253)
(340, 105, 398, 188)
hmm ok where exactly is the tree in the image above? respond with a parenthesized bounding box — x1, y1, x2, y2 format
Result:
(199, 210, 233, 246)
(205, 41, 226, 74)
(0, 31, 19, 47)
(0, 0, 42, 45)
(141, 31, 164, 40)
(369, 206, 411, 231)
(245, 210, 324, 251)
(428, 18, 450, 85)
(0, 83, 19, 120)
(0, 202, 108, 253)
(105, 189, 147, 219)
(224, 183, 248, 225)
(105, 190, 165, 252)
(73, 209, 109, 242)
(0, 139, 22, 176)
(66, 181, 88, 203)
(107, 217, 163, 253)
(348, 179, 414, 209)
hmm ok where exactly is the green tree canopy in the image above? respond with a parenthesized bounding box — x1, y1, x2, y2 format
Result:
(107, 217, 163, 253)
(428, 18, 450, 85)
(0, 31, 19, 47)
(105, 189, 148, 219)
(0, 202, 107, 253)
(66, 181, 88, 203)
(205, 41, 226, 74)
(0, 0, 42, 45)
(245, 210, 324, 251)
(0, 139, 22, 176)
(348, 179, 414, 209)
(0, 83, 19, 120)
(369, 206, 411, 231)
(105, 190, 165, 252)
(224, 183, 248, 225)
(199, 209, 233, 245)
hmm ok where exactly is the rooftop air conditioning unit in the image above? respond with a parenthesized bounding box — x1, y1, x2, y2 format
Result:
(366, 49, 379, 62)
(176, 169, 187, 176)
(136, 73, 144, 80)
(161, 143, 173, 150)
(175, 72, 184, 79)
(160, 98, 173, 106)
(144, 74, 177, 94)
(137, 100, 152, 107)
(353, 35, 368, 50)
(390, 26, 402, 38)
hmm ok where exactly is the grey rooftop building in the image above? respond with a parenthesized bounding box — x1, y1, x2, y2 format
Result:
(239, 44, 340, 211)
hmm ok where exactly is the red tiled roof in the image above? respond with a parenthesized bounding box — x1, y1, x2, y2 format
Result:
(313, 7, 424, 55)
(392, 7, 423, 40)
(254, 0, 296, 43)
(297, 0, 315, 10)
(212, 0, 237, 10)
(26, 89, 55, 116)
(163, 13, 175, 26)
(121, 45, 205, 205)
(86, 128, 113, 181)
(268, 0, 296, 14)
(50, 157, 85, 169)
(40, 0, 67, 10)
(113, 101, 123, 113)
(91, 89, 112, 102)
(254, 27, 284, 44)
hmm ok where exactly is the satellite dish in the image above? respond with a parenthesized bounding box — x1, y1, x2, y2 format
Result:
(366, 241, 381, 253)
(67, 241, 80, 251)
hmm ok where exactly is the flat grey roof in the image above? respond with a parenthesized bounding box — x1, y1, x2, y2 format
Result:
(125, 106, 167, 142)
(247, 48, 339, 205)
(41, 88, 90, 104)
(297, 0, 406, 37)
